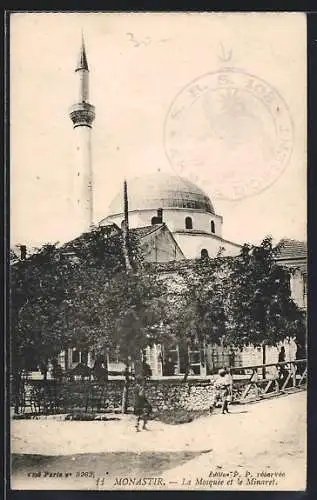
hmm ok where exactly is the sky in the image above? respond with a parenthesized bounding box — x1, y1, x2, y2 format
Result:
(10, 12, 307, 248)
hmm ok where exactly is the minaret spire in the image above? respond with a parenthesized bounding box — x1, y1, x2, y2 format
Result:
(69, 34, 95, 234)
(76, 31, 89, 72)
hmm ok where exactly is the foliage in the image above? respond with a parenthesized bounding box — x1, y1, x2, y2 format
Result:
(11, 229, 306, 380)
(224, 236, 306, 347)
(161, 236, 305, 351)
(10, 226, 166, 375)
(103, 268, 166, 362)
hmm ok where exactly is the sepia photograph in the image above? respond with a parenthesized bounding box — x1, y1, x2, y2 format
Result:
(9, 11, 307, 491)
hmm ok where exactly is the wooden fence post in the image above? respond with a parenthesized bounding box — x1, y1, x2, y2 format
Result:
(262, 343, 266, 380)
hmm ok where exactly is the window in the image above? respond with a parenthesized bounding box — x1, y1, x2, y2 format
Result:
(185, 217, 193, 229)
(81, 351, 88, 365)
(121, 220, 125, 229)
(211, 220, 215, 233)
(72, 349, 80, 363)
(201, 248, 209, 259)
(163, 345, 179, 376)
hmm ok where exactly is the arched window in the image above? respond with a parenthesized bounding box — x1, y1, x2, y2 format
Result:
(211, 221, 215, 233)
(185, 217, 193, 229)
(121, 220, 125, 229)
(151, 216, 157, 225)
(201, 248, 209, 259)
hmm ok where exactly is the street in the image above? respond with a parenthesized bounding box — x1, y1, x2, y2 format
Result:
(11, 390, 306, 490)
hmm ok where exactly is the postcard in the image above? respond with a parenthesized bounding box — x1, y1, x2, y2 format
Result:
(9, 11, 307, 491)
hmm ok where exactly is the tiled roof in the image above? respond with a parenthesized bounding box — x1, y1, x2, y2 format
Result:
(147, 256, 234, 274)
(276, 239, 307, 260)
(61, 224, 120, 252)
(130, 224, 164, 239)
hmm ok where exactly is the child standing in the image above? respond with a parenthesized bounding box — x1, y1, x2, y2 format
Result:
(210, 368, 232, 414)
(134, 383, 152, 432)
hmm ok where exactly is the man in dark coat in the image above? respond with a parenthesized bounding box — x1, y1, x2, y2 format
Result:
(278, 346, 288, 388)
(134, 383, 152, 432)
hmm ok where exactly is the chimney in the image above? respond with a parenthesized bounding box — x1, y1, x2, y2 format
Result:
(157, 208, 163, 223)
(20, 245, 27, 260)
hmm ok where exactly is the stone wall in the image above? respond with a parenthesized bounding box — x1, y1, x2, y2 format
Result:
(17, 378, 216, 414)
(105, 379, 214, 412)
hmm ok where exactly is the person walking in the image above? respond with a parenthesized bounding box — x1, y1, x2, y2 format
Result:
(278, 345, 288, 388)
(134, 383, 152, 432)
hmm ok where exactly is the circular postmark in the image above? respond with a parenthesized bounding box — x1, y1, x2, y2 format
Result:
(164, 68, 294, 201)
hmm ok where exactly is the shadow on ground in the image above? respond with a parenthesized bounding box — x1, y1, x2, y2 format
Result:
(12, 450, 203, 478)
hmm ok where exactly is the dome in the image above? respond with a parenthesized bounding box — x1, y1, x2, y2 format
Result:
(107, 172, 215, 215)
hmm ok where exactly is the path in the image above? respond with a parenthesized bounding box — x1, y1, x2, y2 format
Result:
(11, 391, 306, 490)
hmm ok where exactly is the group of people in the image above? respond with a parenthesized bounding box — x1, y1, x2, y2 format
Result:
(133, 366, 233, 431)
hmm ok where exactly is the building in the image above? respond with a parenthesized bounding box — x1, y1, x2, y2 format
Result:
(67, 37, 241, 262)
(100, 172, 242, 260)
(275, 239, 307, 312)
(17, 36, 307, 379)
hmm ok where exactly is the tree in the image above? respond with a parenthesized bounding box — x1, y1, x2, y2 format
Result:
(159, 237, 305, 378)
(10, 226, 140, 377)
(10, 226, 167, 413)
(11, 229, 306, 395)
(103, 267, 167, 411)
(159, 253, 233, 380)
(225, 236, 306, 375)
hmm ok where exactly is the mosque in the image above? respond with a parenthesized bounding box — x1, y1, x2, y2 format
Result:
(70, 36, 242, 262)
(100, 172, 242, 261)
(49, 37, 308, 377)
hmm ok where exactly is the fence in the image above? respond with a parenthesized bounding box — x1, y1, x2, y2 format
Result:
(230, 359, 307, 403)
(11, 359, 307, 416)
(11, 379, 127, 415)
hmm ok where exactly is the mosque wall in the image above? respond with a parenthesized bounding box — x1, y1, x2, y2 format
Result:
(101, 209, 223, 236)
(140, 226, 184, 263)
(161, 209, 223, 236)
(173, 232, 241, 259)
(100, 211, 154, 229)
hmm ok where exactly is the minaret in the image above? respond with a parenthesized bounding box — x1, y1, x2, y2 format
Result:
(69, 34, 95, 233)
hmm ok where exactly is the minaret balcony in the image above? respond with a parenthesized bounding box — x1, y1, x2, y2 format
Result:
(69, 102, 95, 128)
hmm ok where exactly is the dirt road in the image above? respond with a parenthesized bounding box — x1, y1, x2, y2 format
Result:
(11, 391, 306, 490)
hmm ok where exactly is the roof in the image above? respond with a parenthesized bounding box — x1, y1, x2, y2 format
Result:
(130, 224, 165, 239)
(106, 172, 215, 215)
(62, 224, 120, 248)
(276, 239, 307, 261)
(174, 229, 242, 248)
(131, 223, 186, 260)
(148, 255, 234, 274)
